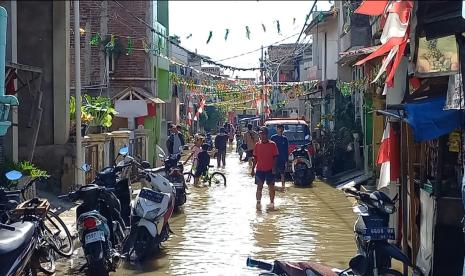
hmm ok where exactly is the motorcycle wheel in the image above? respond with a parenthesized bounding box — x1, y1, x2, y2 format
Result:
(134, 227, 158, 261)
(379, 269, 403, 276)
(88, 260, 109, 276)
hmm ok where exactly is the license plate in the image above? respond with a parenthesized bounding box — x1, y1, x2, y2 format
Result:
(85, 231, 105, 244)
(360, 227, 395, 241)
(139, 189, 164, 203)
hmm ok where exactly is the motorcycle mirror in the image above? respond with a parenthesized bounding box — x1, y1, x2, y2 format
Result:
(119, 146, 129, 156)
(80, 164, 91, 172)
(141, 161, 151, 169)
(349, 254, 368, 276)
(5, 170, 22, 181)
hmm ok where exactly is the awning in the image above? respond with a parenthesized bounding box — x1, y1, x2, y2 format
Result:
(112, 86, 165, 104)
(338, 45, 381, 67)
(404, 96, 464, 142)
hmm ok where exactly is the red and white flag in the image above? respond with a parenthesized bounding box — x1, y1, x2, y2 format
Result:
(377, 122, 400, 189)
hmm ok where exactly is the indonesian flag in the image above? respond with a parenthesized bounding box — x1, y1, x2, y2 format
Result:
(187, 95, 194, 126)
(355, 0, 413, 87)
(377, 122, 400, 189)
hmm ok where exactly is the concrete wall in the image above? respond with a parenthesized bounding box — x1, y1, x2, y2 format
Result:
(310, 18, 338, 81)
(17, 1, 54, 147)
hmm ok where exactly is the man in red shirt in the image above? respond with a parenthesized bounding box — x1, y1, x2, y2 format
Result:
(251, 126, 278, 209)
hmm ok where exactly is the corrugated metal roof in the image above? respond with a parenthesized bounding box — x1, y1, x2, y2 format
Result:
(337, 45, 380, 67)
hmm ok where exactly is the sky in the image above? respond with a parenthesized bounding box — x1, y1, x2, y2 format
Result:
(169, 1, 332, 79)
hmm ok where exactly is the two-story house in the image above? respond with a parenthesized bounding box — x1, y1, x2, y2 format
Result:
(70, 0, 170, 166)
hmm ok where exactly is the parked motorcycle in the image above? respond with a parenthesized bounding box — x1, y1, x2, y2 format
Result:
(157, 145, 187, 208)
(343, 187, 420, 276)
(247, 257, 348, 276)
(0, 170, 60, 275)
(92, 146, 135, 226)
(59, 171, 128, 275)
(123, 161, 176, 261)
(289, 139, 315, 187)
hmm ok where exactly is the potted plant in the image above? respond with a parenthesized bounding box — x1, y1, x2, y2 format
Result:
(69, 95, 93, 138)
(0, 160, 49, 200)
(82, 95, 118, 134)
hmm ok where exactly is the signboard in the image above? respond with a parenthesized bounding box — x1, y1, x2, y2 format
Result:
(415, 35, 459, 77)
(115, 100, 148, 118)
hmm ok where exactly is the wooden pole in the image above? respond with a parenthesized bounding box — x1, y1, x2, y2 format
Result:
(400, 121, 409, 275)
(406, 124, 419, 263)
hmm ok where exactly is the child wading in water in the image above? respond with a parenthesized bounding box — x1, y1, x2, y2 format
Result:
(184, 135, 204, 169)
(194, 143, 211, 186)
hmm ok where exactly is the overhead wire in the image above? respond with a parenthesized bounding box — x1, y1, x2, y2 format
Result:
(293, 0, 319, 53)
(113, 0, 261, 71)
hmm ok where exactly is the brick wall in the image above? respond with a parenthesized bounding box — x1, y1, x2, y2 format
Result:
(70, 1, 155, 97)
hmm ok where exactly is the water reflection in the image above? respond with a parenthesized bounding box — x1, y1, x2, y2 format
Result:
(59, 145, 357, 276)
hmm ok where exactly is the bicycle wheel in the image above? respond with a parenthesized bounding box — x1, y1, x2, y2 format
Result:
(183, 172, 195, 186)
(36, 245, 56, 274)
(42, 210, 74, 257)
(209, 172, 226, 187)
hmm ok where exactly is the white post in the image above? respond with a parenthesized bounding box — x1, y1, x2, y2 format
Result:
(74, 0, 83, 185)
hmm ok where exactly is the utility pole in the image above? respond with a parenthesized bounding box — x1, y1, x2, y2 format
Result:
(74, 0, 83, 185)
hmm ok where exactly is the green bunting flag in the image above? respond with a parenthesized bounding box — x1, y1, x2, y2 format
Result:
(293, 18, 296, 25)
(206, 31, 213, 44)
(262, 23, 266, 33)
(90, 33, 101, 46)
(245, 26, 251, 40)
(305, 14, 310, 22)
(126, 37, 134, 55)
(224, 29, 230, 41)
(186, 33, 193, 39)
(276, 20, 281, 34)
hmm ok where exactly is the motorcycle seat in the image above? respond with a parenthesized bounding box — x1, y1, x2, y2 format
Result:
(0, 221, 35, 273)
(0, 221, 35, 255)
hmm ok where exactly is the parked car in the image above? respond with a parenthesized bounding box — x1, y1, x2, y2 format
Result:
(264, 118, 314, 173)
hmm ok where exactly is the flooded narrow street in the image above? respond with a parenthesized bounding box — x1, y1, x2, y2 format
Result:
(59, 145, 357, 275)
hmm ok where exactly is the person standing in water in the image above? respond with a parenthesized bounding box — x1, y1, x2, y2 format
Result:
(214, 127, 228, 168)
(251, 126, 278, 209)
(242, 123, 259, 162)
(271, 124, 289, 191)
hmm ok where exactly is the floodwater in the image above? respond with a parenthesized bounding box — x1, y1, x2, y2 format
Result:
(58, 145, 357, 276)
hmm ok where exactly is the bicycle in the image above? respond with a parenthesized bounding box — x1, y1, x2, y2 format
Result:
(183, 164, 226, 187)
(1, 173, 74, 274)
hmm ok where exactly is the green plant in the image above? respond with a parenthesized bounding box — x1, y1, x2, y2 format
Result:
(0, 160, 49, 188)
(70, 96, 94, 124)
(82, 95, 118, 128)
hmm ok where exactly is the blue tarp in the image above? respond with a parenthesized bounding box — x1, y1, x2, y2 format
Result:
(405, 96, 464, 142)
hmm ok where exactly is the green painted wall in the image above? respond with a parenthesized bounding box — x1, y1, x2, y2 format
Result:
(157, 1, 169, 32)
(157, 69, 170, 101)
(364, 97, 373, 170)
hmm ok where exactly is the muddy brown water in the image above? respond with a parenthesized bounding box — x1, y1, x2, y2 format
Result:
(57, 146, 357, 275)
